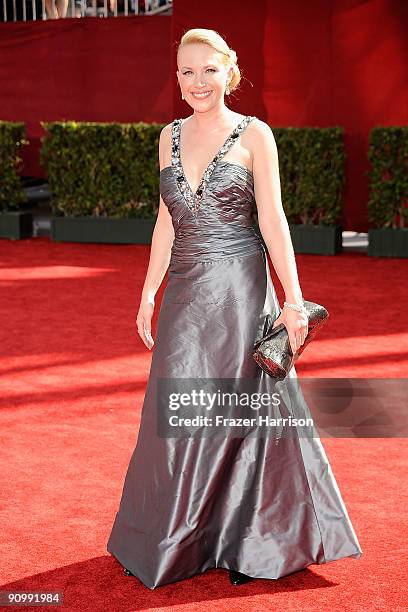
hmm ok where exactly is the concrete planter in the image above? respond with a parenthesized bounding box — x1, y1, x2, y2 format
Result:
(51, 216, 157, 245)
(288, 224, 343, 255)
(368, 228, 408, 258)
(0, 210, 33, 239)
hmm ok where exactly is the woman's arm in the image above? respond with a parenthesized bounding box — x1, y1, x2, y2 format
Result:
(251, 120, 308, 354)
(136, 124, 175, 349)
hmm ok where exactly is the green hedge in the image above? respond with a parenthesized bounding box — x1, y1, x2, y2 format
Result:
(40, 121, 345, 224)
(40, 121, 165, 219)
(260, 126, 345, 226)
(10, 120, 408, 231)
(0, 121, 28, 211)
(367, 126, 408, 229)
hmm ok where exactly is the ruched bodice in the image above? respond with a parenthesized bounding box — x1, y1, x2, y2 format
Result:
(159, 116, 264, 263)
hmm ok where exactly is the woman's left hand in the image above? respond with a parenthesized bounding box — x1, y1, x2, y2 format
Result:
(272, 307, 309, 356)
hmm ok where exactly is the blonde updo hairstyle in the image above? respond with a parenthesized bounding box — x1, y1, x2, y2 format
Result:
(177, 28, 241, 94)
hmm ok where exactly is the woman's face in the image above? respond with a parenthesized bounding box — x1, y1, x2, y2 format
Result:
(177, 43, 233, 111)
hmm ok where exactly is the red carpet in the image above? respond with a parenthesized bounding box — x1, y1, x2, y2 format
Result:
(0, 237, 407, 611)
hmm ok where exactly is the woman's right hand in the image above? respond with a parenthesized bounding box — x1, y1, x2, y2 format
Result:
(136, 299, 155, 350)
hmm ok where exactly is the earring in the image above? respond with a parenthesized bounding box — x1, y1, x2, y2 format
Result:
(181, 93, 184, 100)
(225, 84, 230, 95)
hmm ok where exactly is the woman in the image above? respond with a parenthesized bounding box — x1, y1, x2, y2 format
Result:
(107, 27, 362, 590)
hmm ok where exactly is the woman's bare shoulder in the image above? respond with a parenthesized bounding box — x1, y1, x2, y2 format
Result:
(159, 122, 174, 167)
(246, 117, 278, 162)
(159, 122, 173, 140)
(248, 117, 276, 141)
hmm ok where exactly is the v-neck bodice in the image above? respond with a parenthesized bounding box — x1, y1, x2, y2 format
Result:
(159, 114, 263, 263)
(170, 115, 256, 216)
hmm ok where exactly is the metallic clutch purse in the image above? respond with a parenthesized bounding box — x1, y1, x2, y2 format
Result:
(252, 300, 329, 380)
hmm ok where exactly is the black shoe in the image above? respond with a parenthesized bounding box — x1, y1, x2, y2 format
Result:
(123, 567, 134, 576)
(229, 569, 254, 585)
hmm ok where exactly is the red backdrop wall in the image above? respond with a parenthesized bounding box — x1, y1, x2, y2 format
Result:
(0, 16, 172, 177)
(172, 0, 408, 231)
(0, 1, 406, 231)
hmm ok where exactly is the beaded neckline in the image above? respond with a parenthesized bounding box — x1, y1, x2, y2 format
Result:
(171, 115, 255, 216)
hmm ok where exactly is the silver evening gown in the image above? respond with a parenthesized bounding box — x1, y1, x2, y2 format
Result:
(106, 115, 362, 590)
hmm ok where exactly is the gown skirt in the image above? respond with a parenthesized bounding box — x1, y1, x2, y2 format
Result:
(106, 116, 362, 590)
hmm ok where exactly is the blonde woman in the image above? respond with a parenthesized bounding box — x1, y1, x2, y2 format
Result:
(107, 28, 362, 590)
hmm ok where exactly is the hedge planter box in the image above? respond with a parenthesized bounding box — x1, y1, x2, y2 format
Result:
(51, 216, 157, 245)
(0, 211, 33, 239)
(368, 228, 408, 258)
(288, 224, 342, 255)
